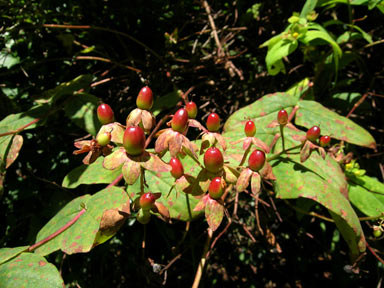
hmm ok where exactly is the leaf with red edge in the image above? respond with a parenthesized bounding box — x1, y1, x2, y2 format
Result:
(152, 202, 170, 222)
(236, 168, 253, 192)
(251, 172, 261, 195)
(193, 194, 209, 212)
(103, 147, 128, 170)
(205, 198, 224, 231)
(5, 135, 23, 169)
(122, 160, 141, 185)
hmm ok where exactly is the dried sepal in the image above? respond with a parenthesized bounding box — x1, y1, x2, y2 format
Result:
(103, 147, 129, 170)
(99, 208, 127, 236)
(251, 172, 261, 195)
(223, 165, 239, 184)
(259, 161, 276, 180)
(300, 140, 312, 163)
(205, 198, 224, 231)
(252, 138, 270, 153)
(98, 122, 125, 144)
(193, 194, 210, 212)
(243, 137, 253, 151)
(236, 168, 253, 192)
(122, 160, 141, 185)
(140, 152, 171, 172)
(152, 202, 170, 223)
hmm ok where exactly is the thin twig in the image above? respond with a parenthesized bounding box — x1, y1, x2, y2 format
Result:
(192, 228, 213, 288)
(365, 240, 384, 265)
(74, 56, 141, 73)
(284, 199, 334, 222)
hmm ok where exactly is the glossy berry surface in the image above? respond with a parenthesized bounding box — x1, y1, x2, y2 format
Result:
(140, 192, 156, 210)
(206, 113, 220, 132)
(204, 147, 224, 173)
(306, 126, 321, 142)
(319, 135, 331, 147)
(171, 108, 189, 132)
(169, 157, 184, 179)
(186, 101, 198, 119)
(244, 120, 256, 137)
(373, 228, 382, 238)
(248, 150, 266, 172)
(123, 126, 146, 156)
(277, 109, 288, 126)
(96, 132, 111, 146)
(208, 177, 225, 199)
(97, 104, 114, 125)
(136, 86, 153, 110)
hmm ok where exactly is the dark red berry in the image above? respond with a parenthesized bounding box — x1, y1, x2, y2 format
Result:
(208, 177, 225, 199)
(206, 113, 220, 132)
(97, 104, 114, 125)
(204, 147, 224, 173)
(96, 132, 111, 146)
(185, 101, 198, 119)
(244, 120, 256, 137)
(140, 192, 156, 210)
(306, 126, 321, 142)
(169, 157, 184, 179)
(123, 126, 146, 156)
(248, 150, 265, 172)
(319, 135, 331, 147)
(277, 109, 288, 126)
(171, 108, 189, 132)
(136, 86, 153, 110)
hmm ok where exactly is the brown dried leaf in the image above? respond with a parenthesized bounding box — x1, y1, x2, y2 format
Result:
(188, 119, 207, 132)
(126, 108, 142, 126)
(99, 208, 127, 236)
(141, 110, 156, 132)
(6, 135, 23, 169)
(152, 202, 170, 222)
(169, 133, 183, 157)
(259, 162, 276, 180)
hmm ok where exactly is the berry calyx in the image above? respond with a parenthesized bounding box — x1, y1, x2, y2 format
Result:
(185, 101, 198, 119)
(319, 135, 331, 147)
(208, 177, 225, 199)
(136, 86, 153, 110)
(123, 126, 146, 156)
(169, 157, 184, 179)
(171, 108, 189, 133)
(206, 113, 220, 132)
(248, 150, 266, 172)
(244, 120, 256, 137)
(96, 132, 111, 146)
(277, 109, 288, 126)
(204, 147, 224, 173)
(139, 192, 156, 210)
(97, 103, 114, 125)
(306, 126, 321, 142)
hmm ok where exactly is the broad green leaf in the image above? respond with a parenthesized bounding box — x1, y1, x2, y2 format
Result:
(64, 92, 100, 135)
(0, 253, 64, 288)
(300, 0, 318, 17)
(295, 100, 376, 148)
(152, 90, 181, 116)
(35, 186, 128, 256)
(348, 174, 384, 195)
(265, 39, 298, 75)
(62, 157, 122, 189)
(349, 183, 384, 217)
(0, 246, 28, 265)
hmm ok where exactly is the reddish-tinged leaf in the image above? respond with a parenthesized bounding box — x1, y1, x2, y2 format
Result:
(0, 246, 29, 265)
(251, 172, 261, 195)
(141, 153, 171, 172)
(175, 174, 196, 194)
(215, 133, 227, 151)
(154, 129, 171, 154)
(205, 198, 224, 231)
(193, 194, 210, 212)
(126, 108, 142, 126)
(73, 140, 91, 150)
(167, 132, 183, 157)
(252, 138, 270, 153)
(122, 160, 141, 185)
(182, 136, 198, 158)
(243, 137, 252, 151)
(236, 168, 253, 192)
(103, 148, 128, 170)
(82, 150, 101, 165)
(192, 169, 211, 195)
(141, 110, 156, 132)
(152, 202, 170, 222)
(188, 119, 207, 131)
(99, 122, 125, 144)
(5, 135, 23, 169)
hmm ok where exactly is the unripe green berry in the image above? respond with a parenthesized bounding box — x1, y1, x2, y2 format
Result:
(277, 109, 288, 126)
(137, 209, 151, 224)
(123, 126, 146, 156)
(97, 104, 114, 125)
(204, 147, 224, 173)
(248, 150, 265, 172)
(136, 86, 153, 110)
(96, 132, 111, 146)
(208, 177, 225, 199)
(140, 192, 156, 210)
(171, 108, 189, 132)
(373, 227, 382, 238)
(319, 135, 331, 147)
(169, 157, 184, 179)
(244, 120, 256, 137)
(186, 101, 198, 119)
(306, 126, 321, 142)
(206, 113, 220, 132)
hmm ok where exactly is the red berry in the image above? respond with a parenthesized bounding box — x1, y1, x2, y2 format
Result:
(206, 113, 220, 132)
(306, 126, 321, 142)
(204, 147, 224, 173)
(171, 108, 189, 132)
(319, 135, 331, 147)
(244, 120, 256, 137)
(185, 101, 198, 119)
(140, 192, 156, 210)
(97, 104, 114, 125)
(169, 157, 184, 179)
(208, 177, 225, 199)
(248, 150, 265, 172)
(277, 109, 288, 126)
(123, 126, 146, 156)
(136, 86, 153, 110)
(96, 132, 111, 146)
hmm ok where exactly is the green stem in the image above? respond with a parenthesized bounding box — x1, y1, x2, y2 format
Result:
(279, 124, 286, 152)
(238, 142, 252, 167)
(266, 144, 303, 162)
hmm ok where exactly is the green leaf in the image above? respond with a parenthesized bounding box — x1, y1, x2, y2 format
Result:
(0, 246, 28, 265)
(349, 183, 384, 217)
(295, 100, 376, 148)
(265, 39, 298, 75)
(152, 90, 181, 116)
(0, 253, 64, 288)
(64, 92, 100, 135)
(62, 157, 122, 189)
(35, 186, 128, 256)
(300, 0, 318, 18)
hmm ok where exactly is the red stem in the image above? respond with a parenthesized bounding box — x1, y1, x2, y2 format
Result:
(107, 173, 124, 187)
(28, 208, 86, 252)
(365, 240, 384, 265)
(0, 118, 40, 137)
